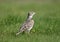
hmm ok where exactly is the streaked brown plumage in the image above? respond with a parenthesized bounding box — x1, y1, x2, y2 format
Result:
(16, 11, 35, 35)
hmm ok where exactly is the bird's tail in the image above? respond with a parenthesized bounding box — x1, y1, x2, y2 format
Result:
(16, 30, 24, 36)
(16, 32, 21, 36)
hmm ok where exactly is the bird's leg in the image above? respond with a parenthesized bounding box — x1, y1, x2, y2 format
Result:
(26, 30, 31, 34)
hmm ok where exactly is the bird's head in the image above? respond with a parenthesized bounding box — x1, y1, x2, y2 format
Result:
(28, 11, 35, 18)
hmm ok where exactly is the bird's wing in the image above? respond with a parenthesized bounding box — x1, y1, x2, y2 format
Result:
(19, 20, 34, 32)
(19, 22, 28, 32)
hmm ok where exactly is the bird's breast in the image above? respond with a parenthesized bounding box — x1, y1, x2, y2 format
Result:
(26, 20, 34, 28)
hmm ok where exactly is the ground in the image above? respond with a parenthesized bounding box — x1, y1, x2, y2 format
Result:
(0, 0, 60, 42)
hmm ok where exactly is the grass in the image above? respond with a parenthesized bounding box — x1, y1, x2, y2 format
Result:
(0, 1, 60, 42)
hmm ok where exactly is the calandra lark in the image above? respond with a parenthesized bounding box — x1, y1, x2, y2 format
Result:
(16, 11, 35, 35)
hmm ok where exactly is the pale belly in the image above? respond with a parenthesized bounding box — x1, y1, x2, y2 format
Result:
(27, 20, 34, 31)
(28, 27, 33, 31)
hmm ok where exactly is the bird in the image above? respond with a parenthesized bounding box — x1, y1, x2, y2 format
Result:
(16, 11, 35, 35)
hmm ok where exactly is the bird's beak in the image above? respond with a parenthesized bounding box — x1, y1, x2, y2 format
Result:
(33, 12, 35, 15)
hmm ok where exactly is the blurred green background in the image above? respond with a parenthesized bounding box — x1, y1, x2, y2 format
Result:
(0, 0, 60, 42)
